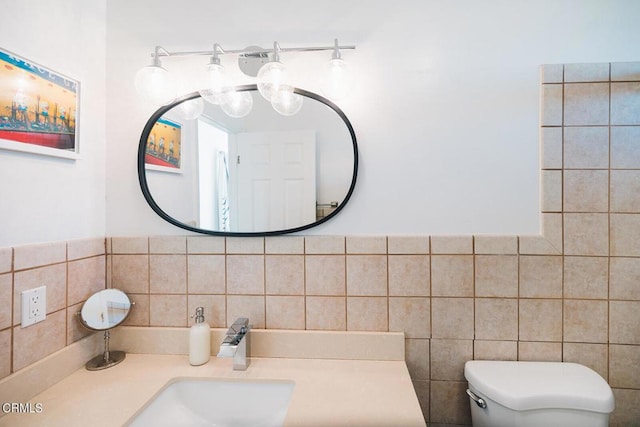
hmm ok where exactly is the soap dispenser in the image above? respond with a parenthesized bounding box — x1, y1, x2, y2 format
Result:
(189, 307, 210, 366)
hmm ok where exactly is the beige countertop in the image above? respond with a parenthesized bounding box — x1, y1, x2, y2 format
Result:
(0, 329, 426, 427)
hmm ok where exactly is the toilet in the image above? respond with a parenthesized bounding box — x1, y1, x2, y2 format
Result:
(464, 361, 615, 427)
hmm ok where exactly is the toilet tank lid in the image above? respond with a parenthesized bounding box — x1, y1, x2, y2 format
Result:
(464, 361, 614, 413)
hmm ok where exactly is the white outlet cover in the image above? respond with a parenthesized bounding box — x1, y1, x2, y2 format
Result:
(21, 285, 46, 328)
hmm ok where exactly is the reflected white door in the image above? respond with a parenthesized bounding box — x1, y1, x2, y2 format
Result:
(230, 130, 316, 231)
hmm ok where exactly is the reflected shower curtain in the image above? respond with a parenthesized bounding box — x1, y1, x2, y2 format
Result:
(217, 151, 230, 231)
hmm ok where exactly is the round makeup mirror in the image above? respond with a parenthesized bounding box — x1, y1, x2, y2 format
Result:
(78, 289, 134, 370)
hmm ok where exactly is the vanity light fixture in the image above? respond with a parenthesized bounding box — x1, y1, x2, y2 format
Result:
(134, 46, 177, 106)
(135, 40, 355, 116)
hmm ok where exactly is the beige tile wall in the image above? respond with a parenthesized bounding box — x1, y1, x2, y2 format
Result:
(1, 61, 639, 425)
(0, 238, 105, 379)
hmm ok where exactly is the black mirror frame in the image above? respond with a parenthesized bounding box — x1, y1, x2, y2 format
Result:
(138, 84, 359, 236)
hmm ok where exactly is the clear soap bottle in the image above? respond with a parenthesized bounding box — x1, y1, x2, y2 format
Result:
(189, 307, 211, 366)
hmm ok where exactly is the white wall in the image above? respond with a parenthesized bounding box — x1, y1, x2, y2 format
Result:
(0, 0, 107, 247)
(104, 0, 640, 236)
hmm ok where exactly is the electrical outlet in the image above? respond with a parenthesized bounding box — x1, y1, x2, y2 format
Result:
(21, 285, 46, 327)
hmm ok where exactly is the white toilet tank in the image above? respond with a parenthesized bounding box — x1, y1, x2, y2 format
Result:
(464, 361, 615, 427)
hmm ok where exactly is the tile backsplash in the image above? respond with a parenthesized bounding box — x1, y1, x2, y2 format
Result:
(1, 61, 639, 426)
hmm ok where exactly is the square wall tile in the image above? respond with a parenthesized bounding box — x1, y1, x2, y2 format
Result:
(67, 302, 92, 344)
(611, 126, 640, 169)
(431, 298, 474, 339)
(187, 295, 225, 328)
(519, 299, 562, 342)
(226, 295, 265, 328)
(388, 255, 429, 296)
(389, 297, 430, 338)
(564, 256, 608, 299)
(431, 255, 473, 297)
(475, 299, 518, 341)
(540, 64, 563, 84)
(475, 255, 518, 297)
(563, 170, 609, 212)
(563, 343, 608, 381)
(265, 296, 305, 329)
(305, 296, 345, 330)
(13, 310, 66, 371)
(387, 236, 429, 254)
(518, 341, 562, 361)
(111, 254, 149, 294)
(609, 345, 640, 388)
(13, 264, 66, 325)
(265, 255, 304, 295)
(563, 300, 608, 343)
(186, 236, 225, 254)
(474, 340, 517, 361)
(564, 213, 609, 256)
(405, 338, 430, 380)
(564, 127, 609, 169)
(430, 236, 473, 254)
(610, 301, 640, 344)
(67, 237, 105, 260)
(412, 380, 430, 422)
(346, 255, 387, 296)
(563, 63, 609, 82)
(123, 294, 149, 326)
(610, 214, 640, 256)
(149, 255, 187, 294)
(0, 329, 11, 380)
(226, 255, 265, 295)
(13, 242, 66, 271)
(540, 84, 563, 126)
(0, 248, 11, 274)
(346, 297, 387, 331)
(187, 255, 225, 294)
(564, 83, 609, 126)
(430, 339, 473, 381)
(611, 170, 640, 212)
(68, 256, 106, 306)
(519, 256, 563, 298)
(611, 389, 640, 426)
(149, 294, 187, 327)
(611, 82, 640, 125)
(305, 255, 345, 296)
(610, 257, 640, 300)
(541, 127, 563, 169)
(346, 236, 387, 254)
(430, 381, 472, 425)
(111, 237, 148, 254)
(305, 236, 345, 254)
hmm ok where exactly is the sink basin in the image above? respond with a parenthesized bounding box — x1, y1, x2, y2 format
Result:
(126, 377, 295, 427)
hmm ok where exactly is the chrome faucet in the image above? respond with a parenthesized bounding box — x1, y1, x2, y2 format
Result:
(217, 317, 250, 370)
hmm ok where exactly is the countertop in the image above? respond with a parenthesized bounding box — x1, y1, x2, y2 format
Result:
(0, 353, 426, 427)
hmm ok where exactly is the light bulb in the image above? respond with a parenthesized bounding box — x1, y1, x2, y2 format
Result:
(256, 61, 287, 101)
(199, 62, 228, 105)
(177, 97, 204, 120)
(221, 90, 253, 118)
(134, 64, 176, 106)
(271, 86, 303, 116)
(322, 58, 353, 101)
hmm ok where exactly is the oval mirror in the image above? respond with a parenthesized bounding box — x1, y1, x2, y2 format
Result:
(79, 288, 133, 331)
(138, 84, 358, 236)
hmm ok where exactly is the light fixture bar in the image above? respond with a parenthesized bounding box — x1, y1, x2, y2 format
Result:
(150, 42, 356, 60)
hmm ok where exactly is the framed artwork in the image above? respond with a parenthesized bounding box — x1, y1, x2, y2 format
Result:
(0, 48, 79, 159)
(144, 116, 182, 173)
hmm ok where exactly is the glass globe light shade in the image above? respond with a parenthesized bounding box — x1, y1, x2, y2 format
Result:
(322, 58, 354, 101)
(221, 90, 253, 118)
(134, 64, 176, 106)
(271, 86, 303, 116)
(256, 61, 287, 101)
(177, 97, 204, 120)
(198, 62, 228, 105)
